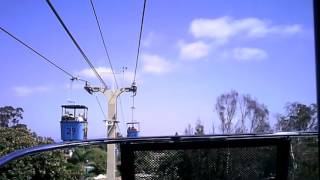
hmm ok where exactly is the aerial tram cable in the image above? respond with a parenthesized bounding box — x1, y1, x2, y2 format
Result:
(89, 0, 127, 133)
(0, 27, 76, 80)
(95, 94, 116, 135)
(95, 92, 124, 137)
(116, 123, 122, 137)
(89, 0, 119, 89)
(0, 26, 93, 142)
(118, 67, 128, 134)
(95, 95, 107, 121)
(0, 27, 92, 142)
(132, 0, 147, 85)
(46, 0, 108, 89)
(130, 0, 147, 125)
(118, 97, 126, 130)
(67, 79, 75, 104)
(131, 96, 136, 123)
(67, 77, 89, 103)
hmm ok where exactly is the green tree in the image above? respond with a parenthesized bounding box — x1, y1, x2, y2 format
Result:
(0, 125, 78, 179)
(194, 119, 204, 135)
(184, 124, 193, 135)
(0, 106, 23, 127)
(0, 105, 82, 179)
(86, 147, 107, 175)
(215, 90, 271, 134)
(276, 102, 317, 132)
(215, 90, 238, 134)
(276, 102, 318, 180)
(68, 147, 107, 177)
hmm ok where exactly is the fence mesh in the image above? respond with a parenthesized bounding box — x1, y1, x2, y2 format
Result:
(288, 137, 318, 180)
(129, 136, 318, 180)
(133, 146, 277, 180)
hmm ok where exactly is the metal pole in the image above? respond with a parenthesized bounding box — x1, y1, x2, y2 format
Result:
(104, 90, 123, 180)
(312, 0, 320, 175)
(83, 83, 136, 179)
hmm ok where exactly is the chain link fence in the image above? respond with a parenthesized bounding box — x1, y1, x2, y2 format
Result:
(288, 136, 318, 180)
(133, 146, 277, 180)
(120, 136, 318, 180)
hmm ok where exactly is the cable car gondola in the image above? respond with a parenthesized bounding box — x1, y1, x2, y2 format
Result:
(60, 105, 88, 141)
(126, 122, 140, 138)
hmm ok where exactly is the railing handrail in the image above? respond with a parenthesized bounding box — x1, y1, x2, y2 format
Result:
(0, 131, 317, 167)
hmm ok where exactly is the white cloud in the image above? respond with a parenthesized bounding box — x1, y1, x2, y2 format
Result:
(141, 53, 173, 74)
(79, 67, 114, 81)
(13, 86, 50, 96)
(78, 67, 136, 86)
(190, 17, 234, 43)
(179, 41, 210, 60)
(190, 16, 302, 43)
(233, 47, 268, 61)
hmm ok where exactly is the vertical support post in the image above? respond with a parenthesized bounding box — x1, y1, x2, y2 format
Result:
(120, 143, 135, 180)
(83, 84, 136, 179)
(105, 90, 123, 180)
(275, 139, 290, 180)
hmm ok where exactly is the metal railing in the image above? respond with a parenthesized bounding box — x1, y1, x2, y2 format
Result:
(0, 132, 318, 180)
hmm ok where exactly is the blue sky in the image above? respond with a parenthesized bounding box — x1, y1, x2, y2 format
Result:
(0, 0, 316, 140)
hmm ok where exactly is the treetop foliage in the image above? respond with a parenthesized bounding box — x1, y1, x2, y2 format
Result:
(0, 106, 23, 128)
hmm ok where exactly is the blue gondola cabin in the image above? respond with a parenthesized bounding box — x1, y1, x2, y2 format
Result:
(127, 122, 140, 138)
(60, 105, 88, 141)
